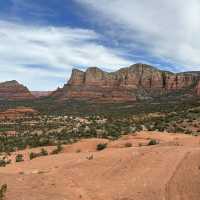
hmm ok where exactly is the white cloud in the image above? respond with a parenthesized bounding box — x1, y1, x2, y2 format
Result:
(0, 20, 132, 90)
(76, 0, 200, 71)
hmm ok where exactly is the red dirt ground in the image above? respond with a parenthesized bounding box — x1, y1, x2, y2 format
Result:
(0, 131, 200, 200)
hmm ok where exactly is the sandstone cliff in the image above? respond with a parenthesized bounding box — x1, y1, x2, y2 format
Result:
(0, 80, 34, 100)
(51, 64, 200, 102)
(195, 80, 200, 96)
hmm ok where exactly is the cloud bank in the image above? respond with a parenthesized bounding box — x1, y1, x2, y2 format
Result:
(76, 0, 200, 71)
(0, 20, 132, 90)
(0, 0, 200, 90)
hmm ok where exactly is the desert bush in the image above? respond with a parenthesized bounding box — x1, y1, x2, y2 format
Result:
(0, 157, 11, 167)
(29, 148, 48, 160)
(96, 143, 107, 151)
(184, 129, 192, 134)
(0, 184, 7, 200)
(76, 149, 81, 153)
(139, 143, 143, 147)
(29, 152, 38, 160)
(40, 148, 48, 156)
(86, 154, 93, 160)
(174, 126, 185, 133)
(0, 159, 6, 167)
(15, 154, 24, 162)
(148, 139, 159, 146)
(51, 144, 63, 155)
(124, 142, 132, 148)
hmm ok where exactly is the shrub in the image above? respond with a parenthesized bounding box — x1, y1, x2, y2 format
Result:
(124, 142, 132, 148)
(0, 158, 11, 167)
(40, 148, 48, 156)
(76, 149, 81, 153)
(148, 139, 159, 146)
(29, 148, 48, 160)
(29, 152, 38, 160)
(86, 154, 93, 160)
(15, 154, 24, 162)
(0, 184, 7, 200)
(96, 143, 107, 151)
(0, 160, 6, 167)
(139, 143, 143, 147)
(51, 144, 63, 155)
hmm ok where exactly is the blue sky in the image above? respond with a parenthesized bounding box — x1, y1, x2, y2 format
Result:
(0, 0, 200, 90)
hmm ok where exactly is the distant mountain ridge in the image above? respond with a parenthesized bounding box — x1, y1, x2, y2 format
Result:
(0, 80, 34, 100)
(51, 63, 200, 102)
(31, 91, 52, 98)
(1, 64, 200, 102)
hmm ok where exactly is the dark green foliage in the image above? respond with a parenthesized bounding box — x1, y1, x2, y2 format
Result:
(0, 95, 200, 117)
(0, 160, 6, 167)
(15, 154, 24, 162)
(29, 152, 38, 160)
(51, 144, 63, 155)
(0, 158, 11, 167)
(124, 142, 132, 148)
(29, 148, 48, 160)
(40, 148, 48, 156)
(0, 96, 200, 155)
(96, 143, 107, 151)
(148, 139, 159, 146)
(0, 184, 7, 200)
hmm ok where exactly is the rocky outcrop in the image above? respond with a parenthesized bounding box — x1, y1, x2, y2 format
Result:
(0, 80, 34, 100)
(51, 64, 200, 102)
(195, 80, 200, 96)
(0, 107, 38, 120)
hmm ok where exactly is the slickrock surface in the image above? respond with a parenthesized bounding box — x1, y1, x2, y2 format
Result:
(0, 132, 200, 200)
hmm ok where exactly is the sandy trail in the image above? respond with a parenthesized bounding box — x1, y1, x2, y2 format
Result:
(0, 132, 200, 200)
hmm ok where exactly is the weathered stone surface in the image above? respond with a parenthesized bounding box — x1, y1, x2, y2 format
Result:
(0, 107, 38, 120)
(0, 80, 34, 100)
(195, 80, 200, 96)
(51, 64, 200, 102)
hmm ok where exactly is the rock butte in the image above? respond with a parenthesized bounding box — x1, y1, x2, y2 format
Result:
(0, 80, 34, 100)
(51, 63, 200, 102)
(1, 64, 200, 102)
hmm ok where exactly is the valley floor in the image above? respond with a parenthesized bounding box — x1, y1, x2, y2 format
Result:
(0, 131, 200, 200)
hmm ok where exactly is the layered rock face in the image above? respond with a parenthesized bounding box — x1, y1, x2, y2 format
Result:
(195, 80, 200, 96)
(51, 64, 200, 102)
(0, 80, 34, 100)
(0, 107, 38, 120)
